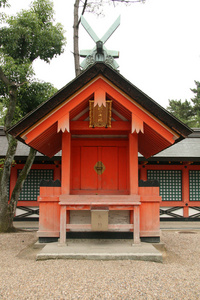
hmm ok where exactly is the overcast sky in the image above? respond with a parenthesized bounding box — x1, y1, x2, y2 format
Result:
(3, 0, 200, 108)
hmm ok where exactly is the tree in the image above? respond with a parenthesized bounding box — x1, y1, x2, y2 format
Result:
(73, 0, 145, 76)
(167, 99, 195, 127)
(0, 0, 65, 232)
(167, 81, 200, 128)
(190, 81, 200, 127)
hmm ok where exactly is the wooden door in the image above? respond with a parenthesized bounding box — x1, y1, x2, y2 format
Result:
(71, 141, 129, 194)
(101, 147, 118, 190)
(81, 146, 98, 190)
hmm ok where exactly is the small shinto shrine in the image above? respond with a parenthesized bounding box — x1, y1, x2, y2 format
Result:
(8, 18, 192, 244)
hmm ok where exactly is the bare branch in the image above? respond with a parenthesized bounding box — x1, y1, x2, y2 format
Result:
(80, 0, 88, 21)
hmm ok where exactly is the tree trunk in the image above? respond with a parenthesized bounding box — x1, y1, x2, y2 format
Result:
(0, 67, 37, 232)
(0, 135, 17, 232)
(6, 147, 37, 231)
(73, 0, 81, 76)
(0, 71, 19, 232)
(0, 146, 36, 232)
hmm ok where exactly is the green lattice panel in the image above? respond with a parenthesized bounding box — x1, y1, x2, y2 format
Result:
(147, 170, 182, 201)
(189, 170, 200, 201)
(18, 169, 54, 201)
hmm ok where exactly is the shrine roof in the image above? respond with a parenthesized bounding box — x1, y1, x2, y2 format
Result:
(8, 62, 192, 142)
(1, 126, 199, 161)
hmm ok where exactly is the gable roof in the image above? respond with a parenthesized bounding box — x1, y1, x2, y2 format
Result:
(8, 62, 192, 158)
(2, 127, 199, 161)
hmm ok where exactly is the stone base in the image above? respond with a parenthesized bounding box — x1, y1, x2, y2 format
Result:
(36, 239, 163, 263)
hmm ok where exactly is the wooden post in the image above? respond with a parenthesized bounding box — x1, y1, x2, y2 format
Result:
(129, 132, 138, 194)
(129, 133, 140, 243)
(61, 131, 71, 194)
(134, 205, 140, 244)
(60, 131, 71, 244)
(59, 205, 66, 244)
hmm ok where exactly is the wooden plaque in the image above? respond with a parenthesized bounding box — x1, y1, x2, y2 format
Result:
(89, 100, 112, 128)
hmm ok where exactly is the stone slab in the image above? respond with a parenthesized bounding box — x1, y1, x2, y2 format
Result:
(36, 239, 163, 263)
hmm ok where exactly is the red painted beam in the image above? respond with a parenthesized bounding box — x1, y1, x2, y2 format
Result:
(70, 121, 131, 131)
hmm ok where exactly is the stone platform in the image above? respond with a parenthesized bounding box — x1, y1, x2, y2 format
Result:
(36, 239, 163, 262)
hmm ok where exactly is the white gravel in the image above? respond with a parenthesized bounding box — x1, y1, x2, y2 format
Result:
(0, 230, 200, 300)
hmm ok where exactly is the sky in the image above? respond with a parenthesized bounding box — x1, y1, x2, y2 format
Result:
(2, 0, 200, 108)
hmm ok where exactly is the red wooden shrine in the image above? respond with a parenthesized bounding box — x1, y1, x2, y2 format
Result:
(8, 63, 192, 243)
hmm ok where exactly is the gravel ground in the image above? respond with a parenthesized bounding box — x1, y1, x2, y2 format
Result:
(0, 230, 200, 300)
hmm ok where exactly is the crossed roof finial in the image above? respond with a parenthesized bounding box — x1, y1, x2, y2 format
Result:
(80, 16, 120, 70)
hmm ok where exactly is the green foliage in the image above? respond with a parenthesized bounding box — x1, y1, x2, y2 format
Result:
(0, 54, 33, 125)
(0, 0, 66, 63)
(0, 80, 57, 124)
(0, 54, 33, 84)
(0, 0, 9, 8)
(167, 81, 200, 128)
(167, 99, 195, 127)
(0, 0, 9, 24)
(0, 0, 65, 125)
(16, 81, 57, 120)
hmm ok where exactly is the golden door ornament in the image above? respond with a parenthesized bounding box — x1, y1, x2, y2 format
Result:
(89, 100, 112, 128)
(94, 161, 106, 175)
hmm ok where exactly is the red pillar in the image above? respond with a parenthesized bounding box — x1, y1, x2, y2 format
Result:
(61, 131, 71, 194)
(129, 132, 138, 195)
